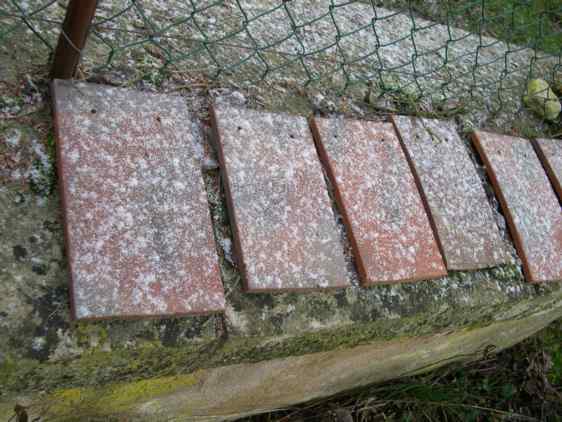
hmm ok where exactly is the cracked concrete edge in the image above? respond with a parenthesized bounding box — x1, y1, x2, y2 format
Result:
(3, 289, 561, 421)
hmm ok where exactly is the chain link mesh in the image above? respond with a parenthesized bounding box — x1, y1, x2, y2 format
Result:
(1, 0, 561, 116)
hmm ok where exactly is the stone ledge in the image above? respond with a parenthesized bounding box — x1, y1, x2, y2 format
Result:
(2, 126, 561, 409)
(3, 288, 560, 421)
(3, 90, 562, 417)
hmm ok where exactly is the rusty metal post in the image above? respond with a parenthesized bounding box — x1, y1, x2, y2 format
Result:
(50, 0, 98, 79)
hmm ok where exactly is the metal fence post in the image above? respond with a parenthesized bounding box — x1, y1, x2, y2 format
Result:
(50, 0, 98, 79)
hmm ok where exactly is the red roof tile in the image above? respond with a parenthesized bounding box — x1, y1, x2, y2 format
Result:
(211, 104, 350, 292)
(52, 80, 225, 320)
(311, 117, 446, 285)
(534, 138, 562, 201)
(472, 130, 562, 283)
(392, 116, 511, 270)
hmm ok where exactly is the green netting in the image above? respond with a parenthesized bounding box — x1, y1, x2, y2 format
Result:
(1, 0, 561, 115)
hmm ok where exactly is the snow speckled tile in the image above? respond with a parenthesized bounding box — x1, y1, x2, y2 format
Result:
(472, 130, 562, 283)
(211, 104, 349, 292)
(310, 117, 446, 285)
(52, 80, 225, 320)
(534, 138, 562, 201)
(392, 116, 511, 270)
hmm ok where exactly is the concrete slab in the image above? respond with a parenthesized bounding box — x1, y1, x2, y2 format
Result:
(472, 130, 562, 283)
(51, 80, 225, 320)
(211, 104, 349, 292)
(310, 117, 446, 285)
(392, 116, 511, 270)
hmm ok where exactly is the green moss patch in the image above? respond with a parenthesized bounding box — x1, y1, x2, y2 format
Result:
(48, 373, 200, 419)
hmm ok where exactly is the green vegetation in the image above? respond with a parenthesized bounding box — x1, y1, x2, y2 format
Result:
(390, 0, 562, 54)
(459, 0, 561, 54)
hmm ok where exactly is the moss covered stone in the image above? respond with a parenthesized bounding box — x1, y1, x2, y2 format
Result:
(3, 294, 560, 421)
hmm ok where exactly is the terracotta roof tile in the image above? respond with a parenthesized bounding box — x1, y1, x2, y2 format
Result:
(211, 104, 350, 292)
(472, 130, 562, 283)
(392, 116, 511, 270)
(534, 138, 562, 201)
(311, 117, 446, 285)
(52, 80, 225, 319)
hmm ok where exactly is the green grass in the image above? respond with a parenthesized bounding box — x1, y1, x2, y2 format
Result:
(380, 0, 562, 55)
(452, 0, 562, 54)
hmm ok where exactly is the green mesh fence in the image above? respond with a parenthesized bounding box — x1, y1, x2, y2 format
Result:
(1, 0, 561, 115)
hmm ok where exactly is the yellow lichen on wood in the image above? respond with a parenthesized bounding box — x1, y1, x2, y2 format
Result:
(47, 373, 200, 418)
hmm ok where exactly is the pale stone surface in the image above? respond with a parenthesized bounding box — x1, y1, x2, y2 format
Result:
(5, 289, 561, 421)
(0, 125, 52, 189)
(3, 0, 560, 132)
